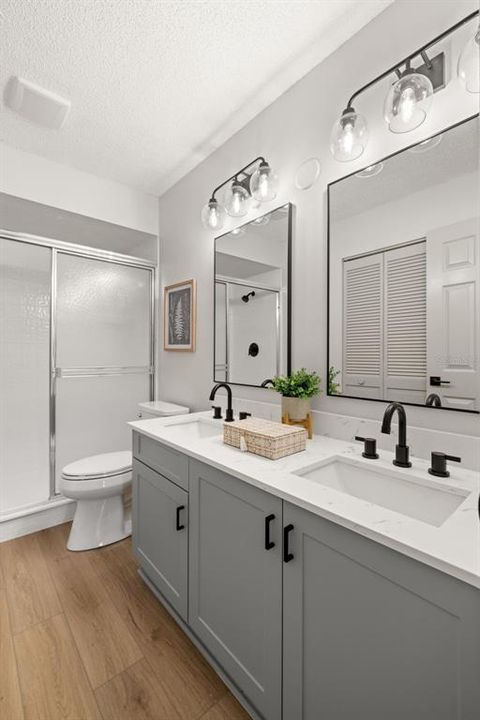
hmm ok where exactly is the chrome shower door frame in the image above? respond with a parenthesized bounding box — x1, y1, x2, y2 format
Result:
(1, 230, 156, 499)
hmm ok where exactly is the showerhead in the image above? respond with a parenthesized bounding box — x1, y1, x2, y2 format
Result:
(241, 290, 255, 303)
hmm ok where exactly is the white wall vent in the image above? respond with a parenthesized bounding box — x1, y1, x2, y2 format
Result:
(4, 76, 71, 129)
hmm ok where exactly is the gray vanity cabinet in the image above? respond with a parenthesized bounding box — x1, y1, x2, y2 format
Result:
(132, 459, 188, 620)
(282, 502, 480, 720)
(188, 460, 283, 720)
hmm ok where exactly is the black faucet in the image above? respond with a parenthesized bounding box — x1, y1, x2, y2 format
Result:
(426, 393, 442, 408)
(381, 402, 411, 468)
(209, 383, 234, 422)
(261, 378, 274, 388)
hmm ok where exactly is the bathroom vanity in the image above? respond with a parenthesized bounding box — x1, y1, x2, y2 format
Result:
(129, 413, 480, 720)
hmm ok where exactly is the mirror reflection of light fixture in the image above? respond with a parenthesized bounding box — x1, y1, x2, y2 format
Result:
(329, 10, 477, 161)
(408, 133, 443, 153)
(253, 214, 270, 225)
(201, 156, 279, 229)
(330, 106, 368, 162)
(457, 24, 480, 93)
(355, 162, 384, 178)
(231, 226, 245, 236)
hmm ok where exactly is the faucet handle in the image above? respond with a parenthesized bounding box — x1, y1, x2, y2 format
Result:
(355, 436, 379, 460)
(212, 406, 222, 419)
(239, 411, 251, 420)
(428, 452, 461, 478)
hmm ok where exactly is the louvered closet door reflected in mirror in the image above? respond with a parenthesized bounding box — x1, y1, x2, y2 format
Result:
(343, 241, 426, 402)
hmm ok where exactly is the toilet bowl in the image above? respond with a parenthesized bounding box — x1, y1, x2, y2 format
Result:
(61, 451, 132, 551)
(61, 400, 190, 551)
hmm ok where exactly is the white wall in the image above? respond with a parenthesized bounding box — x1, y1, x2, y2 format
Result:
(0, 144, 158, 235)
(157, 0, 479, 439)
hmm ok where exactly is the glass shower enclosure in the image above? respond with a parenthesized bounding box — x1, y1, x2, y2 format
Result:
(0, 231, 155, 515)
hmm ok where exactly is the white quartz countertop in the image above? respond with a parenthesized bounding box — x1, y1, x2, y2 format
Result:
(129, 412, 480, 589)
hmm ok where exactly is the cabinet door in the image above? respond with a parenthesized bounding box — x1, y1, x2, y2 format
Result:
(189, 460, 282, 720)
(283, 502, 480, 720)
(132, 459, 188, 620)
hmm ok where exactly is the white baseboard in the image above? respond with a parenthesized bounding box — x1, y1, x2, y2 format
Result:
(0, 498, 75, 542)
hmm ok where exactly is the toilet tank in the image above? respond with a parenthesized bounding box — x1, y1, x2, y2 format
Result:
(137, 400, 190, 420)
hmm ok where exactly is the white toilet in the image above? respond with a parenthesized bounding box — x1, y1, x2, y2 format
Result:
(61, 400, 189, 551)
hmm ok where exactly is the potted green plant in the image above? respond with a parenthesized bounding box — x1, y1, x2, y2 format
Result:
(271, 368, 321, 421)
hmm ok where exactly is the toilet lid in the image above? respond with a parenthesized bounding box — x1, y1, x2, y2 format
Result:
(61, 451, 132, 480)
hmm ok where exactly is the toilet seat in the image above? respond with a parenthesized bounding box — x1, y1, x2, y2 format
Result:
(61, 450, 132, 481)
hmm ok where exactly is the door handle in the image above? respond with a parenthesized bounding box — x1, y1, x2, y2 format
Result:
(430, 376, 451, 386)
(283, 524, 294, 563)
(176, 505, 185, 531)
(264, 514, 275, 550)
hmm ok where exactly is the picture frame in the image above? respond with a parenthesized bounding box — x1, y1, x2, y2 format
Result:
(164, 279, 196, 352)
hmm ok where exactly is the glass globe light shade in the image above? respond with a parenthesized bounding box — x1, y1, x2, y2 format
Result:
(250, 161, 278, 202)
(201, 197, 226, 231)
(225, 180, 250, 217)
(384, 70, 433, 133)
(329, 107, 368, 162)
(457, 26, 480, 93)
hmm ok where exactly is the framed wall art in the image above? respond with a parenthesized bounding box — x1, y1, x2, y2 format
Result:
(164, 279, 196, 352)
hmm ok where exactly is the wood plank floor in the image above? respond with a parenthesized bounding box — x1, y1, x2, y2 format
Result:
(0, 523, 250, 720)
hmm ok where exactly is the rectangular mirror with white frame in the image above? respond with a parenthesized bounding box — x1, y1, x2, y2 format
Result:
(328, 114, 479, 413)
(214, 204, 292, 387)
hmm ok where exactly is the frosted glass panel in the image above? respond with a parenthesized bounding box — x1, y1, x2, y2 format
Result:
(56, 254, 152, 368)
(55, 373, 150, 490)
(0, 239, 51, 512)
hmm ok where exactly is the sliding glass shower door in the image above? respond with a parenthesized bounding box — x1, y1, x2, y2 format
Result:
(0, 239, 51, 511)
(54, 253, 153, 491)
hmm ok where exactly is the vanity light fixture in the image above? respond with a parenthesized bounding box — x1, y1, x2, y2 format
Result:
(201, 197, 226, 231)
(330, 10, 478, 161)
(384, 60, 434, 133)
(225, 179, 250, 218)
(457, 22, 480, 93)
(250, 160, 279, 202)
(201, 156, 278, 230)
(330, 106, 369, 162)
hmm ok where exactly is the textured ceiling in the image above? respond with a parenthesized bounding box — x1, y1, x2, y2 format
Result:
(1, 0, 392, 196)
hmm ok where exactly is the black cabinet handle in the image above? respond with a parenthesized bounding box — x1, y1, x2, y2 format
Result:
(176, 505, 185, 531)
(264, 514, 275, 550)
(283, 524, 294, 563)
(430, 376, 451, 386)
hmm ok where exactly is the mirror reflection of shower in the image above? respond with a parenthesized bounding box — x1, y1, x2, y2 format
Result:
(214, 204, 292, 387)
(215, 280, 280, 386)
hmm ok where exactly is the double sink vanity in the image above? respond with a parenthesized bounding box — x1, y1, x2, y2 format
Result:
(129, 409, 480, 720)
(129, 111, 480, 720)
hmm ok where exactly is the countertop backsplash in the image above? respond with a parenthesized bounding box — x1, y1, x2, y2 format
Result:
(206, 398, 480, 471)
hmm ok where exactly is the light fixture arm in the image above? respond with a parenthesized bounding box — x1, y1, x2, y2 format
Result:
(210, 156, 266, 200)
(345, 10, 478, 108)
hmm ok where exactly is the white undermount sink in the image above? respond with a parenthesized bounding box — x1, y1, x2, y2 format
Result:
(163, 418, 223, 439)
(293, 457, 469, 527)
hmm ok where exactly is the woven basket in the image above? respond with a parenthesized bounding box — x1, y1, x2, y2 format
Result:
(224, 417, 307, 460)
